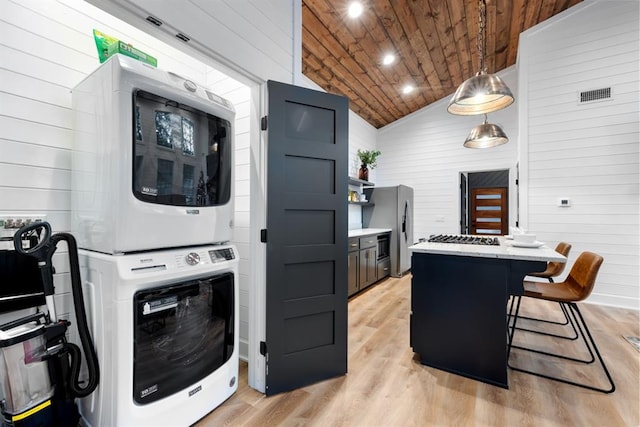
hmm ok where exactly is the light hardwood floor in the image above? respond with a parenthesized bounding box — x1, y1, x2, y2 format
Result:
(197, 275, 639, 427)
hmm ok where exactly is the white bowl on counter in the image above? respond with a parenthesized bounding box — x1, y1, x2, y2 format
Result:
(513, 233, 536, 244)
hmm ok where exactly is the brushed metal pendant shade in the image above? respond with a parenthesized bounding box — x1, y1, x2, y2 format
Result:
(464, 116, 509, 148)
(447, 0, 514, 116)
(447, 71, 514, 115)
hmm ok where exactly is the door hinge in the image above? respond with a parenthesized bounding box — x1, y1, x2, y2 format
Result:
(261, 116, 268, 131)
(260, 341, 267, 356)
(515, 178, 519, 185)
(260, 229, 267, 243)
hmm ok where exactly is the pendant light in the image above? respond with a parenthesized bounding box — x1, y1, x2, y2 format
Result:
(464, 115, 509, 148)
(447, 0, 514, 115)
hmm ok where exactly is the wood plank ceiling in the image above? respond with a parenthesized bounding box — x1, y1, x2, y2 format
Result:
(302, 0, 583, 128)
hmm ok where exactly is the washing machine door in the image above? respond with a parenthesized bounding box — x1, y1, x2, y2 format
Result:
(132, 272, 234, 404)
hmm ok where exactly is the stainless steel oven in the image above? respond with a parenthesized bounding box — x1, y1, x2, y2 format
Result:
(377, 233, 390, 260)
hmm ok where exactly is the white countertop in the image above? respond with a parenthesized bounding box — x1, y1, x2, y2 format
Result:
(409, 237, 566, 262)
(348, 228, 392, 238)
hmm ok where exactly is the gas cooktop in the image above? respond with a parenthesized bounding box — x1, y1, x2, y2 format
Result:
(427, 234, 500, 246)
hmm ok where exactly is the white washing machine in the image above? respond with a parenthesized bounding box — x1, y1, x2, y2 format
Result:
(77, 244, 239, 427)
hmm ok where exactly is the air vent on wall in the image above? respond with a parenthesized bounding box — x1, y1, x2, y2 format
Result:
(579, 87, 612, 104)
(145, 15, 163, 27)
(176, 33, 190, 43)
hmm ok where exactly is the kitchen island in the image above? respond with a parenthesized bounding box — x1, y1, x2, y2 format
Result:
(409, 236, 566, 388)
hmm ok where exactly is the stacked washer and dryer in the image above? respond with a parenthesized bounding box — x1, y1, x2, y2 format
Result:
(71, 55, 239, 427)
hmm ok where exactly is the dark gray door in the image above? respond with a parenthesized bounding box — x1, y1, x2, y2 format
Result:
(264, 80, 348, 395)
(460, 173, 468, 234)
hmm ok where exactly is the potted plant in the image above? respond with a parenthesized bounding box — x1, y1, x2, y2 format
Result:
(356, 149, 381, 181)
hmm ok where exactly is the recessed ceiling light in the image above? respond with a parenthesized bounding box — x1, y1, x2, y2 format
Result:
(402, 85, 414, 95)
(348, 2, 363, 18)
(382, 53, 395, 65)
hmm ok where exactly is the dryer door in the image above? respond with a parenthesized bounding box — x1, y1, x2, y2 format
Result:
(132, 272, 234, 404)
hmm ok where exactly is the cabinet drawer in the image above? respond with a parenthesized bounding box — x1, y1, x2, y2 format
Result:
(377, 258, 391, 279)
(348, 237, 359, 252)
(359, 236, 377, 249)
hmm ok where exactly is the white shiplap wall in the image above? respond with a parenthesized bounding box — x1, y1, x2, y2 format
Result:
(205, 70, 252, 359)
(348, 112, 379, 180)
(518, 0, 639, 309)
(347, 111, 379, 229)
(85, 0, 295, 84)
(0, 0, 255, 355)
(376, 68, 519, 242)
(1, 0, 210, 324)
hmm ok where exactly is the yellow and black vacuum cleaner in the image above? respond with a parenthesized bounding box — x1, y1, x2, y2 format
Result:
(0, 222, 99, 427)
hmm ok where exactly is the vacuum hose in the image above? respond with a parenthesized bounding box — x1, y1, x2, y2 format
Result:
(54, 232, 100, 398)
(13, 222, 99, 399)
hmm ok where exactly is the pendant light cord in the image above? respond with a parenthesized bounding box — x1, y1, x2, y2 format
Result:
(447, 0, 514, 116)
(478, 0, 487, 73)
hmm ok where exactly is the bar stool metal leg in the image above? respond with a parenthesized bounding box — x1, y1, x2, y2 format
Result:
(508, 278, 579, 340)
(508, 299, 615, 394)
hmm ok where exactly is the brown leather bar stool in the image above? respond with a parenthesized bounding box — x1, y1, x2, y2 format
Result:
(507, 251, 615, 393)
(529, 241, 572, 282)
(513, 242, 577, 339)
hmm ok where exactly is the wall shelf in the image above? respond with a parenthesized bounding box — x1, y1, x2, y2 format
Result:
(349, 176, 374, 205)
(349, 177, 374, 187)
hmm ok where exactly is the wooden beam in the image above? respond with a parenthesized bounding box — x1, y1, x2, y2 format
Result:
(447, 0, 474, 80)
(389, 1, 449, 99)
(304, 0, 408, 121)
(494, 0, 513, 72)
(485, 0, 497, 74)
(506, 0, 526, 66)
(524, 0, 544, 32)
(424, 0, 464, 92)
(361, 0, 428, 113)
(302, 4, 401, 124)
(300, 0, 583, 128)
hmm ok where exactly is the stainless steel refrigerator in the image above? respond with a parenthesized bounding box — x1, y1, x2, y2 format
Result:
(363, 185, 414, 277)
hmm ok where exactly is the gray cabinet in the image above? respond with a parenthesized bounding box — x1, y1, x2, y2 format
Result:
(359, 236, 377, 289)
(377, 257, 391, 280)
(348, 233, 390, 297)
(348, 237, 359, 296)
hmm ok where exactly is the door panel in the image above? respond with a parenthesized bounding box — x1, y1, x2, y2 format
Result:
(460, 173, 468, 234)
(470, 187, 508, 235)
(359, 247, 377, 288)
(265, 80, 348, 395)
(348, 251, 359, 296)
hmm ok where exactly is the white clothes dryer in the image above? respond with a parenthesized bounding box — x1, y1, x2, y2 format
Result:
(76, 244, 238, 427)
(72, 55, 236, 254)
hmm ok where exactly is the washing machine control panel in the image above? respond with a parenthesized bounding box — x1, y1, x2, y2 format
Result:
(185, 252, 200, 265)
(208, 248, 235, 263)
